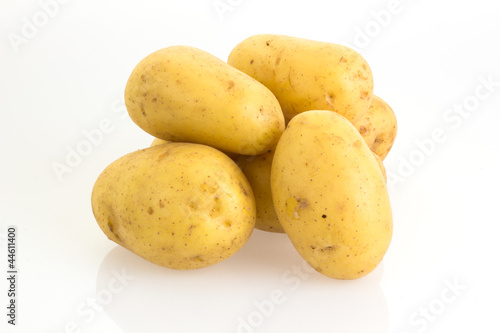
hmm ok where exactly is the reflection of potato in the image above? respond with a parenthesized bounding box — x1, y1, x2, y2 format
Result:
(91, 143, 256, 270)
(125, 46, 285, 155)
(228, 34, 373, 123)
(354, 95, 397, 160)
(236, 149, 284, 233)
(271, 111, 392, 279)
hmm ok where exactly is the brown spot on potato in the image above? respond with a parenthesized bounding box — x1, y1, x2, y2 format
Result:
(159, 200, 165, 208)
(227, 80, 234, 90)
(147, 207, 154, 215)
(250, 59, 254, 64)
(325, 92, 336, 108)
(275, 56, 281, 66)
(107, 218, 122, 242)
(239, 182, 248, 196)
(321, 245, 338, 252)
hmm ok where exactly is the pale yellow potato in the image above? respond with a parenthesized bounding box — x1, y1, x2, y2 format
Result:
(228, 34, 373, 123)
(236, 149, 284, 233)
(271, 111, 392, 280)
(355, 95, 397, 160)
(150, 138, 168, 147)
(125, 46, 285, 155)
(91, 143, 256, 270)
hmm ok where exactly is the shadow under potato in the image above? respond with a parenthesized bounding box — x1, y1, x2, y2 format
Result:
(96, 229, 389, 333)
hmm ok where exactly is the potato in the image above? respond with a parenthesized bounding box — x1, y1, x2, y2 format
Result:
(228, 34, 373, 123)
(354, 95, 397, 160)
(236, 149, 284, 233)
(271, 111, 392, 279)
(91, 143, 256, 270)
(125, 46, 285, 155)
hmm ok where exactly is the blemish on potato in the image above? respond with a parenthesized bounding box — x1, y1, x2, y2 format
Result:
(239, 182, 248, 196)
(159, 199, 165, 208)
(147, 207, 154, 215)
(191, 256, 204, 262)
(325, 92, 336, 108)
(321, 245, 338, 252)
(360, 90, 370, 100)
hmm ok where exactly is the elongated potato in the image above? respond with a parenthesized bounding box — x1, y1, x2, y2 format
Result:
(355, 95, 397, 160)
(91, 143, 256, 270)
(125, 46, 285, 155)
(228, 34, 373, 123)
(271, 111, 392, 279)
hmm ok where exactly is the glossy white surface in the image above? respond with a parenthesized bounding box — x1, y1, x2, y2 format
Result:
(1, 1, 499, 332)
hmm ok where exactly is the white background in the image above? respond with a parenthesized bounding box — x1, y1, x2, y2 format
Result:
(1, 0, 500, 332)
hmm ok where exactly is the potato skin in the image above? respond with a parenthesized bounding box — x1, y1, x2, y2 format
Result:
(150, 138, 168, 147)
(271, 111, 392, 279)
(355, 95, 397, 160)
(228, 34, 373, 123)
(125, 46, 285, 155)
(236, 149, 284, 233)
(91, 143, 256, 270)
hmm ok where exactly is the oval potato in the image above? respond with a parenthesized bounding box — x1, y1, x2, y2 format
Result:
(228, 34, 374, 123)
(91, 143, 256, 270)
(271, 111, 392, 279)
(125, 46, 285, 155)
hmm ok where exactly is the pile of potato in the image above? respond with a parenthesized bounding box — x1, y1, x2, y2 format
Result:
(91, 34, 397, 280)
